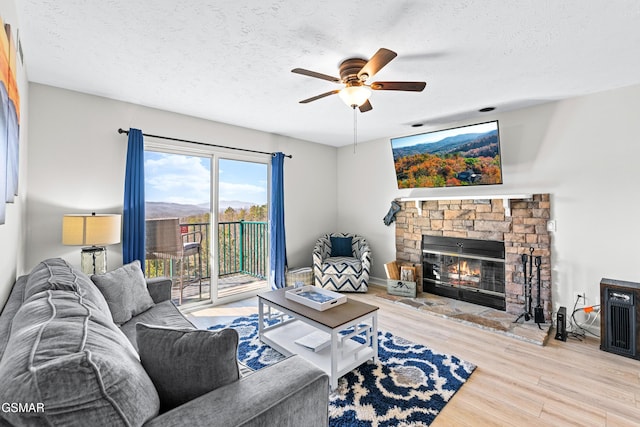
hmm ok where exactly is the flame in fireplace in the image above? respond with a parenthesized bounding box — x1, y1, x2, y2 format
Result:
(448, 260, 481, 278)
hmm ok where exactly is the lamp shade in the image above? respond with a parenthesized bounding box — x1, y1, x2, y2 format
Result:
(62, 214, 122, 246)
(338, 85, 372, 107)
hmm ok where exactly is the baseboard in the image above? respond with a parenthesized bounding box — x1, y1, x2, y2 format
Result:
(368, 276, 388, 288)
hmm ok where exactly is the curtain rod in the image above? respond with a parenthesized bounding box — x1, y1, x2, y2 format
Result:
(117, 128, 292, 158)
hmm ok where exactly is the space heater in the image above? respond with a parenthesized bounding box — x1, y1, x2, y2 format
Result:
(600, 278, 640, 360)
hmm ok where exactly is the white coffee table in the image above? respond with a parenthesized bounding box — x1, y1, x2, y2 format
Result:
(258, 287, 379, 390)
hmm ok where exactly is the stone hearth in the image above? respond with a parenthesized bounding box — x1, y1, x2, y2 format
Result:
(377, 290, 551, 345)
(395, 194, 552, 322)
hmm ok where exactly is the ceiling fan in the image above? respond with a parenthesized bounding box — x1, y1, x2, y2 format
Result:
(292, 48, 426, 112)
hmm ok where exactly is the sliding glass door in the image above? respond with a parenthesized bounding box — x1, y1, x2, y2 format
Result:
(215, 158, 269, 299)
(144, 150, 212, 306)
(144, 145, 269, 306)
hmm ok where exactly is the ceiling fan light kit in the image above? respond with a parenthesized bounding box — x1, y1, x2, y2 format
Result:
(338, 85, 372, 107)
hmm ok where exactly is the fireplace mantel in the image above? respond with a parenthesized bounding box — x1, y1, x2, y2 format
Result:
(396, 194, 533, 216)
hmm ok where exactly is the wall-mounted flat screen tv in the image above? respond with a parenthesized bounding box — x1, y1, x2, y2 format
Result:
(391, 120, 503, 189)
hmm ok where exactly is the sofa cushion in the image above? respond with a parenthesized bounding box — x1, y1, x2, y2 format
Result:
(0, 290, 160, 426)
(24, 258, 112, 316)
(120, 300, 195, 352)
(91, 260, 155, 325)
(330, 236, 353, 257)
(136, 323, 240, 412)
(322, 256, 362, 275)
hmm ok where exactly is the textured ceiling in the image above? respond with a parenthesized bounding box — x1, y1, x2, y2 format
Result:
(15, 0, 640, 147)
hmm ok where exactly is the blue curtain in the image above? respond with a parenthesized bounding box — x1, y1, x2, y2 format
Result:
(269, 152, 287, 289)
(123, 128, 145, 266)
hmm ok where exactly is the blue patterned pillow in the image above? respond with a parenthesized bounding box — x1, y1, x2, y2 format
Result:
(330, 236, 353, 257)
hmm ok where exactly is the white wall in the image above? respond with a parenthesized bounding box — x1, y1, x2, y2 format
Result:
(26, 83, 337, 275)
(0, 0, 29, 308)
(337, 140, 398, 281)
(337, 83, 640, 313)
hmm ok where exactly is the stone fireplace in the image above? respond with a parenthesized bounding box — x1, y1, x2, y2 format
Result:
(395, 194, 552, 321)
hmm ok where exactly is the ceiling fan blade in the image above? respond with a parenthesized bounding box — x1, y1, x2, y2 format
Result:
(299, 90, 340, 104)
(370, 81, 426, 91)
(357, 48, 397, 81)
(358, 100, 373, 113)
(291, 68, 340, 83)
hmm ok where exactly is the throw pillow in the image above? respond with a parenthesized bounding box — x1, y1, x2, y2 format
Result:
(91, 260, 155, 325)
(330, 236, 353, 257)
(136, 323, 240, 411)
(24, 258, 113, 316)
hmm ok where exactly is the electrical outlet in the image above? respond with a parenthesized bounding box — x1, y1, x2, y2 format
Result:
(546, 220, 556, 232)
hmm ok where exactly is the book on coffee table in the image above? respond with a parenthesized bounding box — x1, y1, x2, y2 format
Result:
(294, 330, 331, 352)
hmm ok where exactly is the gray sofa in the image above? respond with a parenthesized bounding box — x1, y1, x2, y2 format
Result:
(0, 258, 329, 426)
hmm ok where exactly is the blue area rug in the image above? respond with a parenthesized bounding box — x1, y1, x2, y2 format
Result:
(209, 314, 475, 426)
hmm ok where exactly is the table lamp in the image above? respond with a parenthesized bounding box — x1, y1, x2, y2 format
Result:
(62, 212, 122, 274)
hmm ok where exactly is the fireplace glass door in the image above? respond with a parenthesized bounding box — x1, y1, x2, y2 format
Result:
(422, 235, 506, 310)
(425, 253, 505, 295)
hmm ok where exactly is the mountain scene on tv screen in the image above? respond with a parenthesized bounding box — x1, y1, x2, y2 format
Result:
(393, 129, 502, 188)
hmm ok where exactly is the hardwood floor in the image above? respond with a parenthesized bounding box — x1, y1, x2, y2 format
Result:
(189, 287, 640, 426)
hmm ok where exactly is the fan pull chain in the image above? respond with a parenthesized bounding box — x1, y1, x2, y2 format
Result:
(353, 106, 357, 154)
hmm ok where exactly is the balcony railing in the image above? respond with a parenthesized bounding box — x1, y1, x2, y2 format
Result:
(218, 221, 268, 278)
(145, 220, 268, 281)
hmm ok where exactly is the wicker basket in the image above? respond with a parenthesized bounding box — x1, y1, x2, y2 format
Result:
(285, 267, 314, 287)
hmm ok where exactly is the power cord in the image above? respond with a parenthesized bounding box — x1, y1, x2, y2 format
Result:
(568, 294, 600, 340)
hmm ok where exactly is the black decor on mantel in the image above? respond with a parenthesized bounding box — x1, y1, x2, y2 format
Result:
(383, 201, 401, 226)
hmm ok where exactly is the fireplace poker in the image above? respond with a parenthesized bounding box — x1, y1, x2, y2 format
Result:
(514, 253, 531, 323)
(534, 255, 544, 328)
(528, 247, 534, 317)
